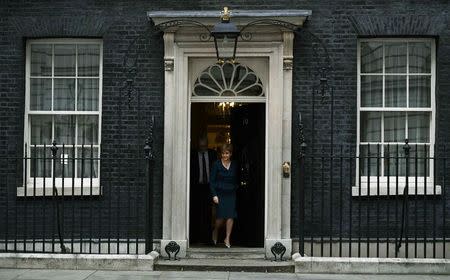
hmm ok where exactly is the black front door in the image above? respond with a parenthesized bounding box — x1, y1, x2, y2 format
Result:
(230, 103, 265, 247)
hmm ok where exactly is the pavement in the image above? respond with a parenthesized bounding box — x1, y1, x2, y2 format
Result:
(0, 269, 449, 280)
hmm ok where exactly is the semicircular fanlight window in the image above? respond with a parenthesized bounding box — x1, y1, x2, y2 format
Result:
(192, 62, 264, 97)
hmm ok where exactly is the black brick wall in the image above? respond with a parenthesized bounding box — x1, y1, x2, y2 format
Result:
(0, 0, 449, 245)
(290, 1, 450, 240)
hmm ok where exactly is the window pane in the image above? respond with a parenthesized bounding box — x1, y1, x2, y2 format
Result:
(54, 147, 74, 179)
(77, 79, 99, 111)
(360, 112, 381, 142)
(385, 42, 407, 73)
(30, 115, 52, 145)
(209, 65, 224, 91)
(54, 44, 76, 76)
(361, 75, 382, 107)
(409, 144, 430, 177)
(361, 42, 382, 73)
(385, 75, 406, 107)
(77, 115, 98, 145)
(194, 75, 221, 96)
(409, 42, 431, 73)
(54, 115, 75, 145)
(409, 76, 431, 107)
(408, 112, 430, 143)
(78, 44, 100, 76)
(384, 144, 406, 177)
(30, 44, 52, 76)
(77, 147, 99, 179)
(30, 147, 52, 178)
(359, 144, 381, 176)
(54, 78, 75, 110)
(384, 112, 406, 142)
(30, 78, 52, 110)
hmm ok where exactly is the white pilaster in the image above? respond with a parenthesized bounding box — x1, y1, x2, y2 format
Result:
(265, 45, 283, 240)
(281, 31, 294, 240)
(162, 32, 175, 241)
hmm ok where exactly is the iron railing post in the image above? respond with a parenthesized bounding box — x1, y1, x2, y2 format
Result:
(397, 139, 410, 256)
(298, 113, 307, 256)
(51, 141, 67, 253)
(144, 118, 154, 254)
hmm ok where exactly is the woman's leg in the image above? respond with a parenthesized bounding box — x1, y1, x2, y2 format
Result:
(224, 218, 234, 246)
(213, 218, 224, 244)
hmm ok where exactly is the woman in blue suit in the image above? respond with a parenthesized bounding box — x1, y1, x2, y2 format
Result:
(210, 143, 238, 248)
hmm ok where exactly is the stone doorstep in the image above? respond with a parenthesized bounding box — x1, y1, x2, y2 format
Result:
(292, 253, 450, 275)
(187, 247, 266, 259)
(0, 251, 160, 271)
(154, 258, 295, 273)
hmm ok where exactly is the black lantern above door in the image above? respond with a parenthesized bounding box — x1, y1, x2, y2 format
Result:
(210, 7, 240, 64)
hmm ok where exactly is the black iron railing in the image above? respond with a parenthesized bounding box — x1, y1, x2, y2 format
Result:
(0, 141, 155, 254)
(297, 140, 449, 258)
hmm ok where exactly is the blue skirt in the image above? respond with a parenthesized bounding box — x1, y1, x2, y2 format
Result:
(216, 190, 237, 219)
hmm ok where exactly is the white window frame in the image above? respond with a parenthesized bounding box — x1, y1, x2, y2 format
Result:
(20, 38, 103, 196)
(354, 38, 441, 196)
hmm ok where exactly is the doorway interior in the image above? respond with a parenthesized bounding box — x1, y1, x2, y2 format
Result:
(189, 102, 265, 247)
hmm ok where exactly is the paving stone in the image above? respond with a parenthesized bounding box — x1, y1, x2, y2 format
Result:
(229, 272, 297, 280)
(0, 269, 29, 280)
(159, 271, 229, 279)
(85, 270, 161, 280)
(12, 269, 95, 280)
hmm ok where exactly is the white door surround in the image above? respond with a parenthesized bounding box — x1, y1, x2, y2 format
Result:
(148, 9, 311, 259)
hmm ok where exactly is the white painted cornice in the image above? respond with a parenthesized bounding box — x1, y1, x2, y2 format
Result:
(147, 9, 311, 29)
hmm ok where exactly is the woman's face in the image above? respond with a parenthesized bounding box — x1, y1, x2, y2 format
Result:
(221, 150, 232, 161)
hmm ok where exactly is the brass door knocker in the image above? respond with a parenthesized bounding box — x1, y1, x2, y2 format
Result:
(282, 161, 290, 178)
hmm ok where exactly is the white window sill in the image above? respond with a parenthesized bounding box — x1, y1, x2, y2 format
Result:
(352, 177, 441, 196)
(17, 178, 102, 197)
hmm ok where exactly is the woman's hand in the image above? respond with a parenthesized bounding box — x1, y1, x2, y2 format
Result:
(213, 196, 219, 204)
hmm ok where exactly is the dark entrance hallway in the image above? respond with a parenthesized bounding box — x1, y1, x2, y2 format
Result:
(189, 102, 265, 248)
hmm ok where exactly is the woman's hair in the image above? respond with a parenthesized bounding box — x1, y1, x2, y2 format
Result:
(220, 143, 233, 154)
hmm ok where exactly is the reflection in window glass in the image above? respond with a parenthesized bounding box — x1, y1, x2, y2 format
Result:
(409, 76, 431, 107)
(385, 42, 406, 73)
(30, 115, 52, 145)
(384, 112, 405, 142)
(360, 42, 383, 73)
(30, 78, 52, 110)
(77, 116, 98, 145)
(408, 112, 430, 143)
(385, 75, 406, 107)
(78, 44, 100, 76)
(409, 42, 431, 73)
(54, 78, 76, 111)
(360, 112, 381, 142)
(54, 115, 76, 145)
(31, 44, 52, 76)
(361, 75, 382, 107)
(78, 79, 99, 111)
(54, 44, 76, 76)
